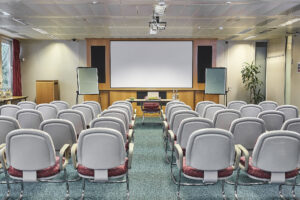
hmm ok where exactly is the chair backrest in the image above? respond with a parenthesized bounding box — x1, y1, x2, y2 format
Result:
(258, 110, 285, 131)
(0, 105, 21, 118)
(213, 109, 241, 131)
(227, 100, 247, 110)
(77, 128, 126, 181)
(185, 128, 235, 182)
(282, 118, 300, 134)
(240, 104, 263, 117)
(202, 104, 226, 121)
(72, 104, 95, 125)
(57, 109, 86, 135)
(36, 104, 58, 120)
(6, 129, 56, 181)
(0, 116, 20, 144)
(177, 117, 214, 149)
(108, 105, 131, 123)
(16, 109, 43, 129)
(230, 117, 266, 150)
(167, 104, 191, 123)
(40, 119, 77, 151)
(195, 101, 215, 117)
(276, 105, 299, 121)
(83, 101, 102, 117)
(112, 100, 132, 116)
(100, 109, 129, 131)
(258, 101, 278, 111)
(252, 131, 300, 182)
(50, 101, 69, 111)
(165, 101, 185, 119)
(90, 117, 127, 142)
(17, 101, 36, 109)
(169, 110, 199, 135)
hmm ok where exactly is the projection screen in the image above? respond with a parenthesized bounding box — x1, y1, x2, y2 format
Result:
(110, 41, 193, 88)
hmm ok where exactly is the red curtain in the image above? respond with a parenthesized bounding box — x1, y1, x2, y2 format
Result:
(12, 39, 22, 96)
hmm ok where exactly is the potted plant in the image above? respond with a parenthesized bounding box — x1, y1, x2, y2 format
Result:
(241, 62, 265, 104)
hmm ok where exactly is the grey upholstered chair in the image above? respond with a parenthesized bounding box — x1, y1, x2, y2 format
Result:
(57, 109, 86, 136)
(213, 109, 241, 131)
(16, 109, 43, 129)
(112, 100, 135, 120)
(40, 119, 77, 151)
(276, 105, 299, 121)
(50, 101, 69, 111)
(0, 105, 21, 119)
(108, 104, 134, 129)
(71, 128, 133, 199)
(1, 129, 70, 199)
(258, 110, 285, 131)
(202, 104, 226, 121)
(36, 104, 59, 120)
(72, 104, 95, 126)
(83, 101, 102, 117)
(227, 100, 247, 111)
(167, 104, 191, 125)
(236, 131, 300, 199)
(0, 116, 20, 146)
(162, 100, 185, 121)
(230, 117, 266, 151)
(100, 109, 130, 132)
(17, 101, 36, 109)
(195, 101, 215, 117)
(240, 104, 263, 117)
(173, 128, 239, 199)
(282, 118, 300, 134)
(258, 101, 278, 111)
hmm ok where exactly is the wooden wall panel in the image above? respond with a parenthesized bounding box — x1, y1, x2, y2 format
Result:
(177, 91, 194, 109)
(195, 91, 220, 104)
(84, 92, 109, 110)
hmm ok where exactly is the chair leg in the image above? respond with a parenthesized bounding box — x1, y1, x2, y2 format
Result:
(221, 180, 226, 200)
(142, 113, 145, 125)
(279, 184, 287, 200)
(234, 168, 240, 200)
(292, 178, 297, 200)
(80, 178, 86, 200)
(177, 170, 182, 200)
(64, 168, 70, 200)
(19, 181, 24, 200)
(126, 172, 130, 200)
(3, 169, 10, 200)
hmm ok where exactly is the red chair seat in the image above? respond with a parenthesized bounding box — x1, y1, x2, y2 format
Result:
(8, 157, 62, 178)
(142, 102, 160, 112)
(77, 158, 128, 177)
(240, 157, 298, 179)
(182, 157, 234, 178)
(129, 124, 133, 129)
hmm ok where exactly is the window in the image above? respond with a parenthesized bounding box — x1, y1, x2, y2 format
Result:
(1, 40, 13, 90)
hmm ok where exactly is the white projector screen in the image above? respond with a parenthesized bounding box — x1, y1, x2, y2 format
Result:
(110, 41, 193, 88)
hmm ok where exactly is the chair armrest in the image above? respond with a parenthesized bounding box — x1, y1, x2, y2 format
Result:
(168, 130, 175, 150)
(163, 121, 169, 138)
(59, 144, 71, 170)
(233, 145, 241, 170)
(163, 114, 166, 121)
(237, 144, 250, 171)
(133, 114, 137, 120)
(0, 143, 6, 150)
(128, 129, 133, 143)
(174, 144, 183, 170)
(128, 143, 134, 169)
(0, 148, 7, 171)
(130, 120, 135, 129)
(71, 144, 78, 169)
(134, 109, 136, 115)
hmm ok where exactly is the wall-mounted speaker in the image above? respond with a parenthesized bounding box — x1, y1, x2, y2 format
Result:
(91, 46, 106, 83)
(197, 46, 212, 83)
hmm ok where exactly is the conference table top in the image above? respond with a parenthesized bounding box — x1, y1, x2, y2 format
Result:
(126, 98, 174, 103)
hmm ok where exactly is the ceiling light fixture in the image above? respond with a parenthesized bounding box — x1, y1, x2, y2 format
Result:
(154, 0, 167, 16)
(244, 35, 257, 40)
(226, 1, 232, 4)
(32, 27, 48, 34)
(278, 18, 300, 27)
(12, 18, 28, 26)
(219, 26, 224, 30)
(91, 1, 98, 5)
(149, 15, 166, 35)
(0, 10, 11, 16)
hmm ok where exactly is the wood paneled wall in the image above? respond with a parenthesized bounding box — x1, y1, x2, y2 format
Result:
(85, 38, 219, 116)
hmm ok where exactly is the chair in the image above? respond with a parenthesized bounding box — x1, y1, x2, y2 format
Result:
(72, 104, 95, 126)
(141, 100, 161, 124)
(109, 104, 134, 129)
(235, 131, 300, 199)
(112, 101, 135, 120)
(213, 109, 241, 131)
(40, 119, 77, 151)
(36, 104, 59, 120)
(258, 111, 285, 131)
(202, 104, 226, 121)
(195, 101, 215, 117)
(240, 104, 263, 117)
(100, 109, 130, 132)
(0, 116, 20, 147)
(57, 109, 86, 136)
(50, 101, 69, 111)
(230, 117, 266, 151)
(282, 118, 300, 134)
(71, 128, 134, 199)
(227, 101, 247, 111)
(0, 105, 21, 118)
(259, 101, 278, 111)
(17, 101, 36, 109)
(163, 101, 185, 121)
(83, 101, 101, 117)
(0, 129, 70, 199)
(276, 105, 299, 121)
(172, 128, 240, 199)
(16, 109, 43, 129)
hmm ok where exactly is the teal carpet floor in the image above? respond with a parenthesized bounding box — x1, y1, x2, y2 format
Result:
(0, 117, 300, 199)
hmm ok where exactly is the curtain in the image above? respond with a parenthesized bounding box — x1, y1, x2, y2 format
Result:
(13, 39, 22, 96)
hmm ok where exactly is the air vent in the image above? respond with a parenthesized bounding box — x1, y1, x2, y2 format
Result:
(256, 18, 276, 26)
(0, 27, 18, 34)
(238, 28, 252, 34)
(280, 4, 300, 15)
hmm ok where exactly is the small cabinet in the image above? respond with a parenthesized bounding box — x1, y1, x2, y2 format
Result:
(36, 80, 59, 104)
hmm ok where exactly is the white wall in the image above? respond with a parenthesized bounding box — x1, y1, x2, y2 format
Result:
(21, 40, 86, 106)
(217, 40, 256, 103)
(291, 36, 300, 109)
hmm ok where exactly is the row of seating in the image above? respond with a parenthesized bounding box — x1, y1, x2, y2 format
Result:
(0, 100, 136, 199)
(162, 100, 300, 199)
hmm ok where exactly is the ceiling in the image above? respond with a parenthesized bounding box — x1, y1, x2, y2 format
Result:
(0, 0, 300, 40)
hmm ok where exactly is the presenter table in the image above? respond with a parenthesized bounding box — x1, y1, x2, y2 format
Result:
(0, 96, 28, 105)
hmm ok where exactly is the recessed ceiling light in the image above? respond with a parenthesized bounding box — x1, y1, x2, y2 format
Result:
(32, 27, 48, 34)
(0, 10, 10, 16)
(198, 26, 201, 29)
(244, 35, 257, 40)
(12, 18, 28, 26)
(91, 1, 98, 4)
(219, 26, 224, 30)
(278, 18, 300, 27)
(226, 1, 232, 4)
